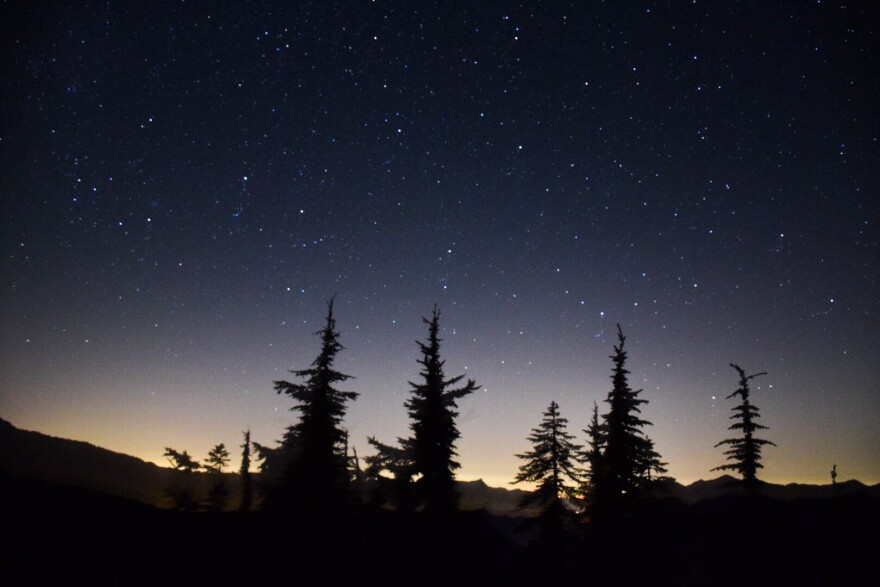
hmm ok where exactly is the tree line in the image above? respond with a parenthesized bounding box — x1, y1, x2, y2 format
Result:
(164, 297, 776, 524)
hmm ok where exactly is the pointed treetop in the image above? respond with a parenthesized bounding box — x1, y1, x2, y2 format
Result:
(514, 400, 583, 509)
(727, 363, 768, 401)
(265, 296, 359, 511)
(592, 324, 669, 510)
(713, 364, 775, 483)
(404, 305, 478, 512)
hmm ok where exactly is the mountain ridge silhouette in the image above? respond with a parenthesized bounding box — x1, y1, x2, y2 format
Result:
(1, 416, 876, 511)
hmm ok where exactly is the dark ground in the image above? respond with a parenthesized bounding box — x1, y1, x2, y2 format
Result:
(1, 471, 876, 586)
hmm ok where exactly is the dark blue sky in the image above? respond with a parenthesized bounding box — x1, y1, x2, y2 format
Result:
(1, 1, 877, 485)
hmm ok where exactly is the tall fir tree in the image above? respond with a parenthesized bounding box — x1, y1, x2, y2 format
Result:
(404, 306, 478, 513)
(513, 401, 582, 510)
(514, 401, 583, 569)
(596, 325, 667, 514)
(270, 297, 358, 511)
(239, 429, 252, 512)
(713, 364, 775, 485)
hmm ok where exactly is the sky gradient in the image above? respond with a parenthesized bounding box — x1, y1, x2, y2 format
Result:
(1, 1, 878, 487)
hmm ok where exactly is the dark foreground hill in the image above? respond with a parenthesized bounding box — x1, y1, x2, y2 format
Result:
(0, 417, 531, 513)
(2, 417, 879, 585)
(0, 416, 238, 507)
(0, 471, 525, 587)
(1, 471, 877, 586)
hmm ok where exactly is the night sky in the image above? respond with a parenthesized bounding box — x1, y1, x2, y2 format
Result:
(2, 1, 878, 487)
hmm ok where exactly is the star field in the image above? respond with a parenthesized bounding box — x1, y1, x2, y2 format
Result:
(1, 1, 877, 486)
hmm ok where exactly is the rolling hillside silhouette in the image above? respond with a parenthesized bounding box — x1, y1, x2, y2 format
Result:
(2, 417, 875, 511)
(2, 417, 878, 586)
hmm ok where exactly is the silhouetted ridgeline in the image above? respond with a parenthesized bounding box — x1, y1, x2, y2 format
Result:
(0, 417, 531, 513)
(2, 418, 876, 509)
(668, 473, 880, 504)
(0, 417, 240, 507)
(2, 417, 878, 586)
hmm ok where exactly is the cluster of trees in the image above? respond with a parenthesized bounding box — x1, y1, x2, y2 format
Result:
(511, 326, 775, 532)
(164, 298, 776, 524)
(365, 305, 479, 514)
(511, 326, 670, 534)
(163, 434, 252, 512)
(254, 300, 478, 515)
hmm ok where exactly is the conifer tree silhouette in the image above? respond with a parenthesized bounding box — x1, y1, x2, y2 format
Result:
(513, 401, 583, 574)
(203, 443, 230, 473)
(404, 306, 478, 513)
(203, 443, 231, 511)
(513, 401, 582, 510)
(164, 447, 200, 473)
(163, 447, 200, 510)
(239, 429, 252, 512)
(595, 325, 667, 515)
(713, 364, 775, 485)
(270, 297, 358, 511)
(580, 401, 605, 509)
